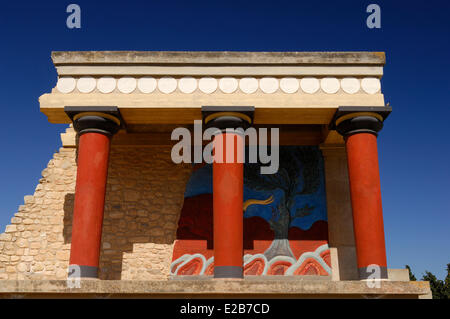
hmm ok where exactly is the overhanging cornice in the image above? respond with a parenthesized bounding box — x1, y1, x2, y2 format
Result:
(52, 51, 385, 65)
(39, 51, 387, 127)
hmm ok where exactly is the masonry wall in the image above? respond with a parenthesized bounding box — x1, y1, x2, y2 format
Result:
(320, 145, 358, 280)
(0, 145, 191, 280)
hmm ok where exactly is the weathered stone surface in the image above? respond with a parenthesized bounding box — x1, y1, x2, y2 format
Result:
(4, 225, 16, 233)
(0, 234, 12, 242)
(52, 51, 386, 65)
(0, 146, 190, 280)
(0, 279, 431, 299)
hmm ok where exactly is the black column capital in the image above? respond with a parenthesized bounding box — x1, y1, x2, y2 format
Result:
(331, 106, 392, 138)
(202, 106, 254, 132)
(64, 106, 122, 137)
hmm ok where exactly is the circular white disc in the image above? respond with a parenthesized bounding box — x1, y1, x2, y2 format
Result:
(117, 77, 137, 94)
(97, 77, 116, 94)
(321, 77, 340, 94)
(239, 77, 258, 94)
(361, 78, 381, 94)
(76, 76, 96, 93)
(280, 77, 299, 94)
(56, 77, 76, 93)
(178, 77, 198, 94)
(341, 78, 361, 94)
(300, 77, 320, 94)
(158, 77, 177, 94)
(199, 77, 218, 94)
(259, 77, 279, 94)
(137, 77, 157, 93)
(219, 77, 238, 93)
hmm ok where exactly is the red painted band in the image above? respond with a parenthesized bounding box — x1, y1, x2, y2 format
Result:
(346, 133, 387, 269)
(213, 133, 244, 268)
(69, 132, 111, 268)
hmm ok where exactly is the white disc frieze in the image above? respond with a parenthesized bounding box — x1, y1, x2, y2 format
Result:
(199, 77, 218, 94)
(97, 77, 116, 94)
(361, 77, 381, 94)
(341, 78, 360, 94)
(259, 77, 279, 94)
(300, 77, 320, 94)
(57, 77, 76, 93)
(76, 76, 96, 93)
(118, 77, 137, 94)
(320, 77, 340, 94)
(219, 77, 238, 93)
(158, 77, 177, 94)
(138, 77, 157, 93)
(280, 77, 299, 94)
(178, 77, 198, 94)
(239, 77, 258, 94)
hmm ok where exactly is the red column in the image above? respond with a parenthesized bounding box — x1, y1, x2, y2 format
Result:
(213, 132, 244, 278)
(69, 132, 111, 278)
(345, 132, 388, 279)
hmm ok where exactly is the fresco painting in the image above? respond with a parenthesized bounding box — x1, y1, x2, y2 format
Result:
(171, 146, 331, 276)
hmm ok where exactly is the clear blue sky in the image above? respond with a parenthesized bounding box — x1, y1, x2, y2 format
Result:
(0, 0, 448, 279)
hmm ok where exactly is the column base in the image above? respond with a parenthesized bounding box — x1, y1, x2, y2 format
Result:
(68, 265, 99, 278)
(358, 266, 388, 280)
(214, 266, 243, 279)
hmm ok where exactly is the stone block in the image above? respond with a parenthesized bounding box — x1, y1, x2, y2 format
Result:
(5, 225, 17, 233)
(0, 233, 12, 241)
(17, 263, 29, 272)
(388, 269, 410, 282)
(23, 196, 34, 205)
(15, 239, 28, 248)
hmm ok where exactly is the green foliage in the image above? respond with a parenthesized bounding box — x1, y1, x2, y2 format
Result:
(405, 265, 416, 281)
(408, 263, 450, 299)
(445, 264, 450, 299)
(422, 271, 446, 299)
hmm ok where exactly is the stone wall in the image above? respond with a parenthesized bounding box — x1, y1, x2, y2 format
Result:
(320, 145, 358, 280)
(0, 145, 191, 280)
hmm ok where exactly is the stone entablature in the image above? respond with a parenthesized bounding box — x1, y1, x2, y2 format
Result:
(55, 76, 381, 95)
(40, 51, 386, 126)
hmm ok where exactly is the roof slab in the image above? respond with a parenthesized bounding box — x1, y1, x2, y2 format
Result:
(39, 51, 387, 131)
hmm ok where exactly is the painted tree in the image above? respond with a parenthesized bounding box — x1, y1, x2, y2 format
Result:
(244, 146, 321, 260)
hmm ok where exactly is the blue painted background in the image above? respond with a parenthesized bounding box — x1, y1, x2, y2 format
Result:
(184, 146, 327, 231)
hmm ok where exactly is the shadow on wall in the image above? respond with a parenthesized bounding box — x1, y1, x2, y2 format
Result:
(62, 146, 191, 280)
